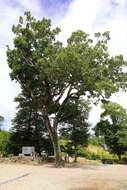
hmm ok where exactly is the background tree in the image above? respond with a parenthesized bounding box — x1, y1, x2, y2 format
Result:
(0, 116, 4, 120)
(60, 100, 90, 162)
(7, 12, 127, 166)
(88, 135, 105, 147)
(0, 115, 4, 130)
(7, 93, 53, 155)
(0, 130, 10, 156)
(95, 102, 127, 159)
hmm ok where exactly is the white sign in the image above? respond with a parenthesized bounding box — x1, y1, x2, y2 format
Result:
(22, 146, 35, 155)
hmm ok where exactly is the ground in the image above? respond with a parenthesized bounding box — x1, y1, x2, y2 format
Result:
(0, 163, 127, 190)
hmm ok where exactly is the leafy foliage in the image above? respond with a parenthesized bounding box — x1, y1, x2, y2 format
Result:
(95, 102, 127, 159)
(84, 145, 118, 160)
(88, 135, 105, 147)
(0, 116, 4, 121)
(60, 100, 90, 161)
(0, 115, 4, 130)
(0, 130, 10, 156)
(8, 94, 53, 155)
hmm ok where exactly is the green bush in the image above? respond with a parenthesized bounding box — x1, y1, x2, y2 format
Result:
(88, 136, 105, 147)
(83, 145, 118, 160)
(120, 155, 127, 164)
(0, 130, 10, 156)
(60, 139, 121, 162)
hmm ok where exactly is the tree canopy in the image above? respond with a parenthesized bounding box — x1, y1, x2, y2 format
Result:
(7, 12, 127, 166)
(95, 102, 127, 159)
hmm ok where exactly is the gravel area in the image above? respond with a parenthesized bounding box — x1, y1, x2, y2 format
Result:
(0, 164, 127, 190)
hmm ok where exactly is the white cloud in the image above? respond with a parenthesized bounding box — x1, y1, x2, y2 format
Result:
(92, 0, 127, 59)
(55, 0, 127, 59)
(55, 0, 101, 44)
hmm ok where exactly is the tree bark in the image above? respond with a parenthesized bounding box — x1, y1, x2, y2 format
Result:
(118, 154, 121, 160)
(51, 129, 63, 166)
(42, 107, 63, 167)
(74, 147, 77, 163)
(74, 154, 77, 163)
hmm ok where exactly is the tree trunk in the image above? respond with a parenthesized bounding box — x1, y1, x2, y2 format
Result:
(118, 154, 121, 160)
(42, 108, 63, 167)
(51, 130, 63, 167)
(74, 154, 77, 163)
(74, 148, 77, 163)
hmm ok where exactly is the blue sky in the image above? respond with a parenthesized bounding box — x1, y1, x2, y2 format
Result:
(3, 0, 73, 18)
(1, 0, 127, 130)
(41, 0, 73, 18)
(41, 0, 72, 9)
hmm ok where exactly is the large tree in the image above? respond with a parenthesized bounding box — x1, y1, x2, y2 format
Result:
(7, 12, 127, 166)
(95, 102, 127, 159)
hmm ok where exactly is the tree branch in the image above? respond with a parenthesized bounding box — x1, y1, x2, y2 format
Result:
(54, 84, 70, 103)
(53, 85, 72, 129)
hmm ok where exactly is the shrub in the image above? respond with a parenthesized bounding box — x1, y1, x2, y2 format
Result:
(84, 145, 118, 160)
(0, 130, 10, 156)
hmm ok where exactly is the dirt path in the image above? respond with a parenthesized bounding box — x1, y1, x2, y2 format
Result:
(0, 164, 127, 190)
